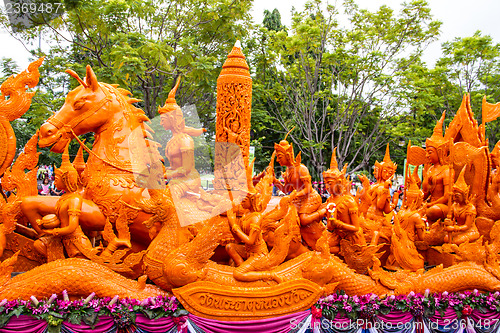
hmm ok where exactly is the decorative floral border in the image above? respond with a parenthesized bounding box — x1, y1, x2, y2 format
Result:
(315, 290, 500, 320)
(1, 290, 500, 328)
(0, 292, 185, 328)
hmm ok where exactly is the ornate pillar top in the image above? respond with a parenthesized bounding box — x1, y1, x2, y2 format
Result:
(219, 41, 251, 78)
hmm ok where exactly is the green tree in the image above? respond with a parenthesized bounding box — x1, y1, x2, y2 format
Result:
(438, 31, 500, 97)
(390, 60, 455, 151)
(263, 9, 285, 32)
(1, 0, 253, 168)
(435, 32, 500, 148)
(2, 0, 252, 127)
(249, 0, 441, 177)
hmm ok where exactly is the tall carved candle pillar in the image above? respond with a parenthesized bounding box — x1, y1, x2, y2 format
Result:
(213, 41, 252, 193)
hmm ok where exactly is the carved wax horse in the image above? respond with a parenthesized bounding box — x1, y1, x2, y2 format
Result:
(23, 65, 173, 250)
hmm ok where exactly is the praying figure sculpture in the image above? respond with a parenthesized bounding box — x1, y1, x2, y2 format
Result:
(358, 144, 396, 244)
(322, 148, 366, 254)
(225, 160, 285, 283)
(386, 168, 426, 271)
(273, 130, 325, 250)
(443, 166, 480, 245)
(422, 112, 452, 224)
(35, 142, 92, 258)
(159, 77, 206, 199)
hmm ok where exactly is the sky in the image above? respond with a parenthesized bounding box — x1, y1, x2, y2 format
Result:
(1, 0, 500, 70)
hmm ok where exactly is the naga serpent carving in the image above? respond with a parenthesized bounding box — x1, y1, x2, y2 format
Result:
(0, 253, 168, 300)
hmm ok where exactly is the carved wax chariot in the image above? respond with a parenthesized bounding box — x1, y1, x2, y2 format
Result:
(4, 44, 500, 321)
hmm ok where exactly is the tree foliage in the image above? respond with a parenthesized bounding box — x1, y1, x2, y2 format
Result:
(249, 0, 441, 177)
(3, 0, 500, 179)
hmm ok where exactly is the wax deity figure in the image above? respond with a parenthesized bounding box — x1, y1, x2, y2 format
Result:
(321, 148, 384, 274)
(422, 112, 453, 224)
(159, 77, 206, 199)
(273, 131, 326, 250)
(386, 168, 426, 271)
(225, 160, 288, 283)
(358, 144, 396, 244)
(443, 167, 480, 245)
(34, 143, 92, 259)
(322, 148, 366, 254)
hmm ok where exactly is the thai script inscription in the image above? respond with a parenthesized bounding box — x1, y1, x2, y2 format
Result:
(197, 289, 313, 313)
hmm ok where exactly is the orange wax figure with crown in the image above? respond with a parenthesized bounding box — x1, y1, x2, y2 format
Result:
(443, 166, 480, 245)
(322, 148, 366, 254)
(159, 76, 206, 199)
(35, 142, 92, 259)
(358, 144, 396, 244)
(386, 167, 426, 271)
(273, 129, 326, 250)
(225, 159, 286, 283)
(21, 139, 106, 256)
(422, 112, 453, 224)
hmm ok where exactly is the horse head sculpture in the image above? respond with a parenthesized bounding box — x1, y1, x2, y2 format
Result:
(38, 65, 149, 154)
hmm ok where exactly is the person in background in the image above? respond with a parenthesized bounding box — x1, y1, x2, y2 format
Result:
(395, 185, 404, 212)
(51, 180, 64, 196)
(40, 177, 51, 196)
(312, 181, 319, 193)
(318, 182, 329, 203)
(48, 164, 54, 181)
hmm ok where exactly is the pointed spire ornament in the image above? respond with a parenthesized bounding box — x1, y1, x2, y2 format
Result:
(426, 111, 447, 149)
(58, 141, 74, 173)
(274, 127, 297, 165)
(330, 147, 338, 170)
(158, 76, 181, 114)
(55, 141, 79, 192)
(72, 140, 86, 173)
(383, 143, 392, 163)
(407, 167, 421, 194)
(375, 143, 396, 175)
(452, 166, 469, 196)
(323, 147, 346, 180)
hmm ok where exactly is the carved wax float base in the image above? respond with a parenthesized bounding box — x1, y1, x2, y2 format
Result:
(173, 279, 330, 321)
(0, 232, 45, 272)
(426, 247, 457, 268)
